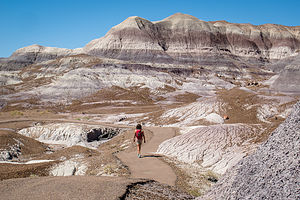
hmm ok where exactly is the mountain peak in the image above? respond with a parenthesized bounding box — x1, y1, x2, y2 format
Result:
(161, 13, 202, 22)
(112, 16, 152, 30)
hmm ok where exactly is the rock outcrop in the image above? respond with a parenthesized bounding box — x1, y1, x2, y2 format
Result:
(87, 128, 120, 142)
(199, 101, 300, 199)
(269, 54, 300, 94)
(18, 123, 122, 148)
(157, 124, 263, 174)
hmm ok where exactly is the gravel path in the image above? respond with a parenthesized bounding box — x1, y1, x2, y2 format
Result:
(117, 127, 177, 186)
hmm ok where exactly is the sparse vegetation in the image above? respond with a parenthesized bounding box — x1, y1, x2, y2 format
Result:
(189, 188, 202, 197)
(103, 164, 115, 175)
(204, 170, 219, 182)
(10, 110, 24, 116)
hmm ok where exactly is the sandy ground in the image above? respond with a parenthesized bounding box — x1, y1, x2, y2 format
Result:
(0, 176, 138, 200)
(117, 127, 177, 186)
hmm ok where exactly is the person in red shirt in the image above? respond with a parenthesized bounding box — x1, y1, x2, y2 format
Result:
(133, 124, 146, 158)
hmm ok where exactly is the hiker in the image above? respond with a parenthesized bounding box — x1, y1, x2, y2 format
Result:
(133, 124, 146, 158)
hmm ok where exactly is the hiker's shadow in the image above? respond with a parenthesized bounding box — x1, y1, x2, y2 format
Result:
(142, 154, 162, 158)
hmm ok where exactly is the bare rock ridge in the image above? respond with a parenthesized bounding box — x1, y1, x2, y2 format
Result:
(84, 13, 300, 63)
(199, 101, 300, 200)
(0, 44, 82, 71)
(0, 44, 72, 70)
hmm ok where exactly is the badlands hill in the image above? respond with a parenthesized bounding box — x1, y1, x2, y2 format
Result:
(0, 13, 299, 199)
(199, 100, 300, 200)
(84, 13, 300, 62)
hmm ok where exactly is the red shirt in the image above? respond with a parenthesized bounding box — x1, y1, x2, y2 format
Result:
(135, 129, 143, 140)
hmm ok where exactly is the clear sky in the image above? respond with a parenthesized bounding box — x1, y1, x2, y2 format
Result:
(1, 0, 299, 57)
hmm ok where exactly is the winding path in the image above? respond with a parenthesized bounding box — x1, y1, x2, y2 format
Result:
(117, 127, 177, 186)
(1, 118, 178, 186)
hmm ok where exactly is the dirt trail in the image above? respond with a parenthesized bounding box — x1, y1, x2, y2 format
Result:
(117, 127, 177, 186)
(0, 176, 136, 200)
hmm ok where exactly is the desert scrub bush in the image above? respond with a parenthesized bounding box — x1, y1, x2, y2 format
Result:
(188, 188, 202, 197)
(103, 164, 115, 175)
(83, 116, 91, 121)
(40, 109, 50, 114)
(204, 170, 219, 183)
(10, 110, 24, 116)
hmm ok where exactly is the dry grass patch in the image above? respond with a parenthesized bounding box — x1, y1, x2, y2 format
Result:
(67, 86, 155, 113)
(217, 88, 261, 124)
(0, 161, 56, 181)
(174, 92, 200, 104)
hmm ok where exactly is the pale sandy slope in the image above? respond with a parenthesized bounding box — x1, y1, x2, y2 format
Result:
(116, 127, 177, 186)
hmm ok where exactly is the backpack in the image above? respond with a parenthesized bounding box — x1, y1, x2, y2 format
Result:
(135, 129, 143, 140)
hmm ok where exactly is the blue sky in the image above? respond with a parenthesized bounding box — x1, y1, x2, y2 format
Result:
(1, 0, 299, 57)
